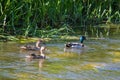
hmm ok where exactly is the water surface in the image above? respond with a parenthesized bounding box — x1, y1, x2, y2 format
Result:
(0, 37, 120, 80)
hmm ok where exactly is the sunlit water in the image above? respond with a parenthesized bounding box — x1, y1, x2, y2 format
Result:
(0, 37, 120, 80)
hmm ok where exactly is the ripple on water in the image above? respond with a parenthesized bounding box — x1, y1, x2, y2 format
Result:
(39, 70, 84, 80)
(96, 63, 120, 72)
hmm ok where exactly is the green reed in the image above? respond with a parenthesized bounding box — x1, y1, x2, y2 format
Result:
(0, 0, 119, 38)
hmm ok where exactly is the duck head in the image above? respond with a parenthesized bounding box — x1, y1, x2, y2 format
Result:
(80, 36, 86, 43)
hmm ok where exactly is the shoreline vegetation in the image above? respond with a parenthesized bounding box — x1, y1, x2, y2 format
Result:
(0, 0, 120, 42)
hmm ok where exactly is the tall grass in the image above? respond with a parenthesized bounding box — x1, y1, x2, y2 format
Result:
(0, 0, 120, 37)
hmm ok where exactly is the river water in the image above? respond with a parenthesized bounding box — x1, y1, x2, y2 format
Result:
(0, 36, 120, 80)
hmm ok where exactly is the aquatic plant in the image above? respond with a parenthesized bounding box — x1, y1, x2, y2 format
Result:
(0, 0, 119, 38)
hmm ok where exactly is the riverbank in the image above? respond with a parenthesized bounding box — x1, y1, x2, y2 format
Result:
(0, 23, 120, 43)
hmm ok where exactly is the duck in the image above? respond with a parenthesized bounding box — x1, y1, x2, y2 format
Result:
(20, 45, 39, 50)
(26, 53, 46, 59)
(65, 36, 86, 48)
(26, 46, 46, 60)
(20, 39, 45, 51)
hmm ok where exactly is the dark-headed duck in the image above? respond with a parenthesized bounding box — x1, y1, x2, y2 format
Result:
(65, 36, 86, 48)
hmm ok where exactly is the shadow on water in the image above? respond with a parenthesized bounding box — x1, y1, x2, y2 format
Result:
(0, 36, 120, 80)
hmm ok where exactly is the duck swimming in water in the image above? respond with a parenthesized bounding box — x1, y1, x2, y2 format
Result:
(26, 46, 46, 60)
(20, 45, 38, 50)
(65, 36, 86, 48)
(26, 53, 46, 59)
(20, 39, 45, 51)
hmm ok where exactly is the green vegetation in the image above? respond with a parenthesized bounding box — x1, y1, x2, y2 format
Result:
(0, 0, 120, 40)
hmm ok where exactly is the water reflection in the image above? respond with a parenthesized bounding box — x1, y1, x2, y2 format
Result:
(25, 57, 45, 68)
(64, 46, 88, 54)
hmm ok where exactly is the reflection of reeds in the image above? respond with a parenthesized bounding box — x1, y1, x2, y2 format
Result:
(86, 24, 120, 38)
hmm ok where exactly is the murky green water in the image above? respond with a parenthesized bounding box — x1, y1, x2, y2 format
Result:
(0, 36, 120, 80)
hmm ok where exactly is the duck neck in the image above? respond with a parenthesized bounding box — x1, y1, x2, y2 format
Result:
(40, 49, 45, 57)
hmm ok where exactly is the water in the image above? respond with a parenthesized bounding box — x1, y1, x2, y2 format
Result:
(0, 37, 120, 80)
